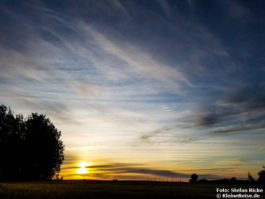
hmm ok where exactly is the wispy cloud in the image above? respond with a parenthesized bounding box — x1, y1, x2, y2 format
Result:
(81, 24, 190, 88)
(0, 0, 264, 180)
(156, 0, 171, 18)
(216, 159, 247, 166)
(61, 161, 224, 180)
(139, 128, 170, 143)
(138, 127, 199, 145)
(192, 85, 265, 134)
(219, 0, 252, 22)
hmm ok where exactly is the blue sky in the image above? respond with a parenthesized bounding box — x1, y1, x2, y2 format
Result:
(0, 0, 265, 180)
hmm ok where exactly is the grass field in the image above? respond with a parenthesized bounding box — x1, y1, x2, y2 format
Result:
(0, 180, 264, 199)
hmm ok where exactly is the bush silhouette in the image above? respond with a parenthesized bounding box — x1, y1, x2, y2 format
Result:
(248, 166, 265, 186)
(0, 105, 64, 181)
(258, 166, 265, 184)
(189, 173, 198, 184)
(231, 177, 237, 182)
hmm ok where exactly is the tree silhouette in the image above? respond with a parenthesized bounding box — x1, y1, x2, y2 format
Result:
(0, 105, 25, 180)
(189, 173, 198, 184)
(258, 166, 265, 184)
(0, 105, 64, 181)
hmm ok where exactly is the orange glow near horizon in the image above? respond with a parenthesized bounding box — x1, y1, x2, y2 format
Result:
(59, 156, 260, 181)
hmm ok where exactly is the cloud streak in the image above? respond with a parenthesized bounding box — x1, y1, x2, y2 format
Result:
(192, 85, 265, 134)
(62, 162, 223, 180)
(1, 0, 265, 180)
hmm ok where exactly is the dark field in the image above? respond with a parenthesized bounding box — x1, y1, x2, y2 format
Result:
(0, 180, 264, 199)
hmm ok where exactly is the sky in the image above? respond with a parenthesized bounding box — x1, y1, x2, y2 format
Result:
(0, 0, 265, 181)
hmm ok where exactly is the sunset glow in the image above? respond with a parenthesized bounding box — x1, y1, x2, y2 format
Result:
(1, 0, 265, 182)
(77, 162, 91, 174)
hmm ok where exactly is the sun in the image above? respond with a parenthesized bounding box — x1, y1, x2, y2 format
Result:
(77, 162, 91, 174)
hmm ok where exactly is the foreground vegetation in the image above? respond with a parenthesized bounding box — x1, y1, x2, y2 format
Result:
(0, 180, 264, 199)
(0, 105, 64, 181)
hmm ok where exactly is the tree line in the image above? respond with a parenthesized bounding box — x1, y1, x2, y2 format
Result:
(0, 105, 64, 181)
